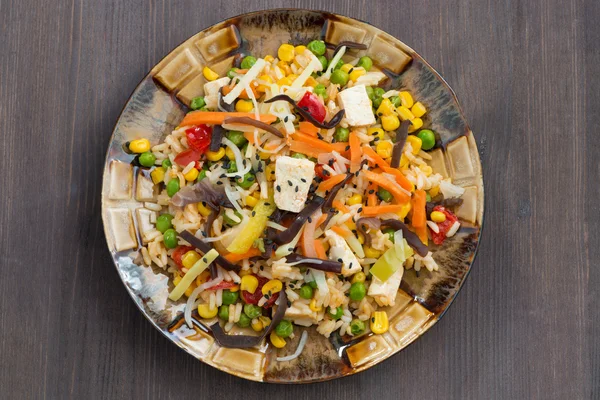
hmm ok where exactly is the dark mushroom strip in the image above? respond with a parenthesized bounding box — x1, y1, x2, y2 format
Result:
(217, 87, 235, 113)
(272, 196, 325, 246)
(390, 120, 411, 168)
(223, 116, 284, 138)
(285, 253, 342, 273)
(210, 124, 226, 152)
(171, 180, 234, 210)
(326, 41, 368, 57)
(380, 220, 429, 257)
(210, 286, 288, 348)
(264, 95, 345, 129)
(179, 230, 241, 272)
(355, 217, 382, 248)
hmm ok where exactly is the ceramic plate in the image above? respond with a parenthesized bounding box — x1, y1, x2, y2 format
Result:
(101, 9, 484, 383)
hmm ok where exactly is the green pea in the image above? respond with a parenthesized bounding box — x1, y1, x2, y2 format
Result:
(237, 171, 256, 189)
(357, 56, 373, 71)
(417, 129, 436, 150)
(334, 59, 344, 70)
(365, 86, 374, 99)
(223, 210, 243, 226)
(317, 55, 328, 71)
(197, 169, 207, 181)
(372, 87, 385, 109)
(350, 319, 366, 336)
(237, 313, 251, 328)
(226, 130, 248, 148)
(328, 306, 343, 320)
(389, 95, 401, 107)
(291, 152, 307, 159)
(377, 188, 393, 203)
(139, 152, 156, 167)
(161, 159, 172, 169)
(331, 69, 349, 86)
(227, 68, 237, 79)
(307, 40, 326, 56)
(227, 161, 237, 174)
(314, 83, 327, 99)
(274, 320, 293, 338)
(243, 304, 262, 319)
(190, 96, 206, 110)
(334, 127, 350, 142)
(383, 228, 395, 243)
(349, 282, 366, 301)
(241, 56, 257, 70)
(426, 193, 432, 202)
(299, 284, 314, 299)
(308, 280, 318, 289)
(166, 179, 180, 197)
(222, 290, 239, 305)
(163, 229, 178, 249)
(156, 214, 174, 233)
(218, 305, 229, 321)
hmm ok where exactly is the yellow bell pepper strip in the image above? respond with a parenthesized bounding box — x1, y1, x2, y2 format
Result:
(226, 199, 276, 254)
(169, 249, 219, 301)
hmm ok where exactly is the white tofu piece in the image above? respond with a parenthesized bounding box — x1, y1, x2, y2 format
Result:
(273, 156, 315, 213)
(203, 77, 230, 110)
(337, 84, 376, 127)
(284, 301, 321, 326)
(368, 268, 404, 306)
(325, 231, 362, 277)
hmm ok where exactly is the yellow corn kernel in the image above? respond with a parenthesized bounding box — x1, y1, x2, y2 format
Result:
(265, 163, 276, 181)
(397, 201, 412, 220)
(182, 251, 201, 269)
(240, 275, 259, 294)
(197, 303, 218, 319)
(259, 151, 271, 160)
(347, 194, 363, 206)
(370, 311, 389, 334)
(400, 154, 409, 168)
(197, 202, 212, 217)
(309, 298, 322, 312)
(377, 98, 396, 116)
(270, 331, 287, 348)
(352, 272, 366, 283)
(277, 76, 294, 86)
(203, 66, 219, 81)
(420, 164, 433, 176)
(206, 148, 225, 161)
(259, 316, 271, 327)
(340, 63, 353, 73)
(408, 117, 423, 133)
(195, 270, 211, 286)
(228, 284, 240, 293)
(262, 279, 283, 296)
(397, 106, 415, 121)
(276, 60, 292, 75)
(278, 44, 295, 62)
(430, 211, 447, 223)
(173, 275, 182, 287)
(150, 167, 165, 184)
(411, 101, 427, 118)
(183, 168, 199, 182)
(245, 195, 259, 208)
(287, 73, 298, 81)
(185, 283, 196, 298)
(357, 232, 365, 244)
(381, 115, 400, 131)
(294, 45, 307, 55)
(376, 141, 393, 158)
(345, 220, 357, 231)
(363, 246, 382, 259)
(429, 185, 440, 197)
(368, 127, 385, 141)
(399, 91, 414, 108)
(238, 269, 253, 277)
(349, 67, 366, 82)
(257, 74, 274, 92)
(224, 147, 236, 161)
(406, 135, 422, 154)
(305, 76, 318, 88)
(129, 138, 150, 153)
(235, 99, 254, 113)
(251, 318, 264, 332)
(264, 55, 275, 63)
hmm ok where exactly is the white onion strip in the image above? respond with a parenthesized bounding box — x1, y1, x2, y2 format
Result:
(185, 286, 204, 328)
(276, 330, 309, 362)
(287, 259, 324, 267)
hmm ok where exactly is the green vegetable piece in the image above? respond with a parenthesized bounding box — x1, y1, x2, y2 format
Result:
(334, 59, 344, 70)
(190, 96, 206, 110)
(314, 83, 327, 99)
(237, 171, 256, 189)
(291, 152, 307, 159)
(357, 56, 373, 71)
(218, 305, 230, 321)
(163, 229, 178, 249)
(298, 284, 314, 299)
(226, 130, 248, 148)
(389, 96, 401, 107)
(241, 56, 257, 69)
(426, 193, 432, 202)
(227, 161, 237, 174)
(383, 228, 395, 243)
(369, 247, 401, 282)
(331, 69, 349, 85)
(328, 306, 343, 320)
(243, 304, 262, 319)
(317, 55, 328, 71)
(139, 152, 156, 167)
(417, 129, 436, 150)
(227, 68, 237, 79)
(365, 86, 374, 99)
(161, 159, 172, 169)
(350, 319, 366, 335)
(275, 320, 293, 338)
(377, 188, 393, 202)
(156, 214, 174, 233)
(237, 313, 251, 328)
(222, 290, 239, 305)
(223, 210, 243, 227)
(334, 127, 350, 142)
(307, 40, 326, 56)
(197, 169, 207, 181)
(308, 280, 318, 289)
(372, 87, 385, 109)
(349, 282, 366, 301)
(166, 179, 180, 197)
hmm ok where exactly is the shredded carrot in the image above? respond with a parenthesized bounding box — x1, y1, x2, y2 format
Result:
(330, 225, 349, 237)
(415, 225, 428, 245)
(332, 200, 350, 213)
(289, 140, 322, 158)
(317, 173, 347, 193)
(363, 146, 413, 191)
(180, 111, 277, 127)
(243, 131, 256, 144)
(363, 146, 390, 169)
(237, 83, 258, 100)
(411, 189, 427, 228)
(298, 121, 319, 137)
(367, 183, 378, 207)
(361, 170, 411, 204)
(316, 214, 328, 227)
(314, 239, 327, 260)
(223, 248, 262, 263)
(362, 204, 404, 216)
(291, 132, 348, 153)
(349, 131, 362, 173)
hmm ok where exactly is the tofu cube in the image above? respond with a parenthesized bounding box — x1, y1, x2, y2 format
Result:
(274, 156, 315, 212)
(368, 268, 404, 306)
(337, 84, 376, 127)
(325, 231, 362, 277)
(203, 77, 230, 109)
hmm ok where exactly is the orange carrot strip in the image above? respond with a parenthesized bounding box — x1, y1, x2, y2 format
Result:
(363, 146, 413, 191)
(349, 131, 362, 173)
(367, 183, 378, 207)
(382, 166, 414, 192)
(415, 225, 428, 245)
(291, 132, 349, 153)
(411, 189, 427, 228)
(330, 225, 349, 237)
(243, 131, 256, 144)
(223, 248, 262, 263)
(180, 111, 277, 127)
(361, 170, 411, 204)
(314, 239, 327, 260)
(289, 140, 322, 158)
(298, 121, 319, 137)
(332, 200, 350, 213)
(317, 173, 347, 193)
(316, 214, 328, 227)
(362, 205, 404, 216)
(363, 146, 390, 169)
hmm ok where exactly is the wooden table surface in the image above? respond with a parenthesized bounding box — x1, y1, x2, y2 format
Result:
(1, 0, 597, 398)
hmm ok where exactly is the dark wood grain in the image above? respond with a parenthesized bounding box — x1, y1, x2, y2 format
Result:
(0, 0, 597, 398)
